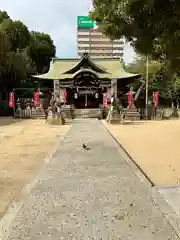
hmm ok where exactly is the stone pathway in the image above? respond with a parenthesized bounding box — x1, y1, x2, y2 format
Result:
(4, 119, 179, 239)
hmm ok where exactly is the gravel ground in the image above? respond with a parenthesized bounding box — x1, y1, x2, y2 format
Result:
(102, 119, 180, 186)
(0, 118, 70, 218)
(4, 119, 179, 240)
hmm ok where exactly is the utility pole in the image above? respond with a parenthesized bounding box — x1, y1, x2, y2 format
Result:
(145, 56, 149, 119)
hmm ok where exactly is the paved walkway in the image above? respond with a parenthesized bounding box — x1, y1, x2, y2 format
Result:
(4, 119, 179, 239)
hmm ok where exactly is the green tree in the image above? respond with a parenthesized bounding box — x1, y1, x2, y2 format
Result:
(0, 31, 12, 88)
(27, 31, 56, 74)
(0, 19, 31, 52)
(126, 56, 160, 91)
(0, 10, 10, 24)
(127, 57, 160, 76)
(0, 10, 56, 97)
(126, 56, 180, 110)
(90, 0, 180, 69)
(8, 50, 36, 87)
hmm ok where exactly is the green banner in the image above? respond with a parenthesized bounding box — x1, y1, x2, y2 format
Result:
(77, 16, 94, 29)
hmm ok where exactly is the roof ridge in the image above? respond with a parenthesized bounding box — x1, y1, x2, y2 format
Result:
(52, 57, 121, 62)
(94, 58, 120, 61)
(52, 58, 80, 62)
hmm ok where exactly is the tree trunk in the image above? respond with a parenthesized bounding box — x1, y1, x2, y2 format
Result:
(171, 100, 179, 118)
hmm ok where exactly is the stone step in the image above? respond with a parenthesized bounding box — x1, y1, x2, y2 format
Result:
(75, 108, 102, 118)
(14, 108, 46, 119)
(124, 105, 140, 120)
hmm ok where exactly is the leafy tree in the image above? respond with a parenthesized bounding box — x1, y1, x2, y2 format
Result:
(0, 10, 56, 96)
(0, 31, 12, 87)
(126, 56, 160, 91)
(126, 56, 180, 110)
(90, 0, 180, 70)
(0, 19, 30, 52)
(0, 10, 9, 24)
(127, 56, 160, 76)
(8, 50, 36, 87)
(27, 31, 56, 74)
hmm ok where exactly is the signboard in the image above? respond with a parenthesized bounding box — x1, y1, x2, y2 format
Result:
(77, 16, 94, 29)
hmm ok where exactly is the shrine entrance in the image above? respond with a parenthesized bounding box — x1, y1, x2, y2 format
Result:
(71, 69, 103, 109)
(73, 88, 102, 108)
(32, 53, 141, 117)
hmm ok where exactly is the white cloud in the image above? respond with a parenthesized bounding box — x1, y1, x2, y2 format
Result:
(0, 0, 136, 62)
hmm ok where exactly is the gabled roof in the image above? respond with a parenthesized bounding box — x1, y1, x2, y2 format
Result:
(64, 53, 107, 74)
(32, 54, 140, 80)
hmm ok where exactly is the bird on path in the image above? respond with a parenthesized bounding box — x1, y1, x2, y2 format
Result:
(82, 143, 91, 150)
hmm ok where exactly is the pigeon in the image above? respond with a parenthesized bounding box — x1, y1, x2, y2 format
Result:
(83, 143, 91, 150)
(83, 143, 87, 149)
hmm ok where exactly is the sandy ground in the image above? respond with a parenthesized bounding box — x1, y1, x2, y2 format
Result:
(102, 119, 180, 187)
(0, 118, 70, 217)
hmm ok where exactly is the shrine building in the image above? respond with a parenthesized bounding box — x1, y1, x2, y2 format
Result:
(33, 53, 140, 109)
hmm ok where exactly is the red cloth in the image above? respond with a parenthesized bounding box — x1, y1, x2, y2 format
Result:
(103, 93, 108, 108)
(128, 91, 134, 106)
(9, 92, 14, 108)
(153, 91, 159, 108)
(33, 92, 39, 106)
(64, 91, 68, 104)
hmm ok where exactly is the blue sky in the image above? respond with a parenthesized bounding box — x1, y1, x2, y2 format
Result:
(0, 0, 136, 63)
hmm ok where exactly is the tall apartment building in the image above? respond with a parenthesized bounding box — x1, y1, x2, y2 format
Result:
(77, 16, 124, 59)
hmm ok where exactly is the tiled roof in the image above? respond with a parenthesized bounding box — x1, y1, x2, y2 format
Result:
(32, 55, 140, 80)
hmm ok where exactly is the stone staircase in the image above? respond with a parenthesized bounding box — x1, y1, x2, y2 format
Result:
(14, 107, 46, 119)
(75, 108, 102, 118)
(124, 104, 140, 121)
(14, 107, 103, 119)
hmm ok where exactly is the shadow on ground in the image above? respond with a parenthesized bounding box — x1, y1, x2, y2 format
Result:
(0, 117, 25, 126)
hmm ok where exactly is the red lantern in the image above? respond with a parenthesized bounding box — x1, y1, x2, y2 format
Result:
(153, 91, 159, 108)
(9, 92, 14, 108)
(103, 93, 108, 108)
(33, 91, 39, 106)
(64, 91, 68, 104)
(128, 91, 134, 106)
